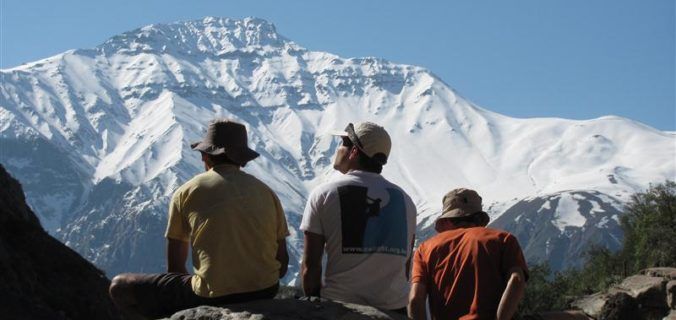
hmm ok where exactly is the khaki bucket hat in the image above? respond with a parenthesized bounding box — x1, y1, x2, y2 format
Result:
(434, 188, 489, 231)
(191, 119, 259, 166)
(331, 122, 391, 165)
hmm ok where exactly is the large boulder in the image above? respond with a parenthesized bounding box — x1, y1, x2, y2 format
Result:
(571, 267, 676, 320)
(163, 298, 406, 320)
(0, 165, 121, 320)
(571, 292, 614, 317)
(613, 274, 667, 308)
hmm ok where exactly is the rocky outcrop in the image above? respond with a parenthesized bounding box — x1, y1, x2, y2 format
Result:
(571, 267, 676, 320)
(0, 164, 121, 320)
(162, 297, 406, 320)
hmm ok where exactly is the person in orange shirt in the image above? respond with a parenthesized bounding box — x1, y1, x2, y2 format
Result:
(408, 188, 528, 320)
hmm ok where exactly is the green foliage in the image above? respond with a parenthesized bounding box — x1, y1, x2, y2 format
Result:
(620, 180, 676, 271)
(573, 246, 625, 293)
(516, 264, 568, 317)
(518, 181, 675, 316)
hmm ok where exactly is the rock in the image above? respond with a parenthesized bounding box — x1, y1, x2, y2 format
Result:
(666, 309, 676, 320)
(614, 275, 667, 308)
(668, 280, 676, 310)
(163, 298, 406, 320)
(598, 291, 639, 320)
(641, 268, 676, 280)
(0, 165, 122, 320)
(524, 310, 592, 320)
(571, 292, 612, 317)
(0, 164, 40, 226)
(570, 269, 676, 320)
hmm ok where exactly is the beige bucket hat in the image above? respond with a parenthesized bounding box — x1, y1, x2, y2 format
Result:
(434, 188, 489, 231)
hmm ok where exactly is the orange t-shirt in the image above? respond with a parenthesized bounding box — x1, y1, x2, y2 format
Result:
(411, 227, 528, 320)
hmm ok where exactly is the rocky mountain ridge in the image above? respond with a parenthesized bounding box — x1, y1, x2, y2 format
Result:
(1, 17, 674, 278)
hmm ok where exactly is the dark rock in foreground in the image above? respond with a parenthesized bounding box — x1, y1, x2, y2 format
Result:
(163, 298, 405, 320)
(0, 164, 121, 320)
(571, 267, 676, 320)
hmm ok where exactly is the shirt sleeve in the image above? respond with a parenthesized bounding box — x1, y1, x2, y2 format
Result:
(410, 245, 427, 284)
(272, 191, 290, 240)
(406, 194, 417, 249)
(300, 189, 324, 235)
(165, 190, 190, 242)
(501, 233, 529, 281)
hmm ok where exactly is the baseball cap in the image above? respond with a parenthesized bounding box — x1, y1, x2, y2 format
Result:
(332, 122, 391, 165)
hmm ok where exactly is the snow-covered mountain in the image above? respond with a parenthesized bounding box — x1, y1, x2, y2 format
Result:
(1, 17, 674, 279)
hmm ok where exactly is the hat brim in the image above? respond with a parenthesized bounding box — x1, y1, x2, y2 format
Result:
(438, 208, 471, 220)
(191, 141, 260, 165)
(330, 124, 367, 153)
(329, 130, 349, 137)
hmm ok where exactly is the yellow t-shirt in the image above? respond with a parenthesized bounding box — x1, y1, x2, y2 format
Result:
(165, 164, 289, 297)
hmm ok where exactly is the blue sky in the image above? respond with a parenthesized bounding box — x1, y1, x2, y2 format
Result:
(2, 0, 674, 130)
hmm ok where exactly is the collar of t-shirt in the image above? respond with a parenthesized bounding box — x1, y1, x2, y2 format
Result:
(346, 170, 381, 179)
(211, 163, 240, 173)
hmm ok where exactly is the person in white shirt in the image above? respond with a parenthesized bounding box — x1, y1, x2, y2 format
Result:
(300, 122, 416, 315)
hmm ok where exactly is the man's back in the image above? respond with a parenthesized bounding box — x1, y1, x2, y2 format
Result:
(300, 170, 416, 309)
(166, 164, 288, 297)
(412, 227, 528, 320)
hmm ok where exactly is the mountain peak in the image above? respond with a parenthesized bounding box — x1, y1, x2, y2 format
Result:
(97, 16, 289, 56)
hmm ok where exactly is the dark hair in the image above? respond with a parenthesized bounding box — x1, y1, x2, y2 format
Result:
(447, 211, 490, 226)
(206, 153, 241, 167)
(356, 149, 384, 174)
(342, 136, 384, 173)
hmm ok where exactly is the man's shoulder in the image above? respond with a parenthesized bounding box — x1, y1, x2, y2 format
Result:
(312, 175, 356, 194)
(463, 227, 518, 245)
(235, 171, 277, 194)
(481, 227, 515, 237)
(384, 181, 412, 201)
(424, 227, 514, 245)
(175, 171, 210, 192)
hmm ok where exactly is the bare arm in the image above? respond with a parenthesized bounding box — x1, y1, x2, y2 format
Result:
(166, 238, 189, 274)
(408, 282, 428, 320)
(405, 237, 415, 280)
(496, 267, 526, 320)
(276, 238, 289, 279)
(301, 231, 325, 297)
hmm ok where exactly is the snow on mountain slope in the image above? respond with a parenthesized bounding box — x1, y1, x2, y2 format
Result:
(491, 190, 626, 270)
(1, 17, 674, 278)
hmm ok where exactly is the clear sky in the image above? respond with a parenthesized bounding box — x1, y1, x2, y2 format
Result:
(2, 0, 674, 130)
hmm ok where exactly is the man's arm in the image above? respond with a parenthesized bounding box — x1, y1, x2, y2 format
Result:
(496, 267, 526, 320)
(405, 237, 415, 280)
(408, 282, 428, 320)
(276, 238, 289, 279)
(301, 231, 325, 297)
(166, 238, 189, 274)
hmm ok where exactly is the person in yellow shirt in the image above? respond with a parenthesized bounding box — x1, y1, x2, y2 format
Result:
(109, 119, 289, 319)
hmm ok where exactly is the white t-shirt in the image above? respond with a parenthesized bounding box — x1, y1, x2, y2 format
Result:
(300, 170, 417, 309)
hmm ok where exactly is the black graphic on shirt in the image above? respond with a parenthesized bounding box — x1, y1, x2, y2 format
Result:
(338, 185, 407, 256)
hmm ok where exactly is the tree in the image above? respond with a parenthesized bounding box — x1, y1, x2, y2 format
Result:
(620, 180, 676, 272)
(516, 181, 676, 317)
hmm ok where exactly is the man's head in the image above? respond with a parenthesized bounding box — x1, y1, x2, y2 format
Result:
(191, 119, 259, 169)
(331, 122, 391, 174)
(435, 188, 490, 232)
